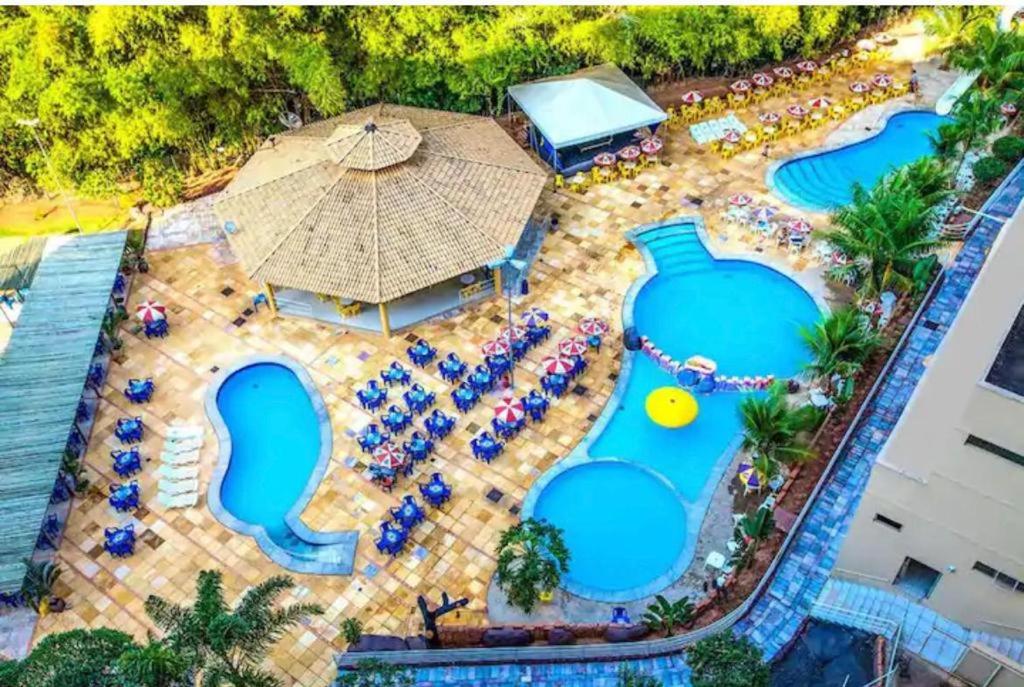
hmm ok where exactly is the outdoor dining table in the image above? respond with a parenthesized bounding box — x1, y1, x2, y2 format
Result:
(392, 497, 425, 529)
(810, 390, 831, 409)
(421, 479, 450, 506)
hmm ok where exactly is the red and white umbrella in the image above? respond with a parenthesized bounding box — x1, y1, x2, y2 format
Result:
(593, 151, 617, 167)
(640, 137, 663, 155)
(1002, 102, 1019, 116)
(618, 145, 642, 161)
(728, 193, 753, 207)
(578, 317, 609, 336)
(807, 96, 832, 110)
(786, 104, 810, 118)
(752, 206, 778, 223)
(498, 325, 527, 344)
(481, 339, 510, 357)
(520, 307, 548, 327)
(786, 219, 813, 234)
(773, 66, 794, 79)
(730, 80, 752, 93)
(541, 355, 574, 375)
(849, 81, 871, 94)
(758, 112, 781, 125)
(494, 392, 526, 424)
(681, 90, 704, 105)
(558, 336, 588, 357)
(135, 299, 167, 323)
(722, 129, 742, 144)
(872, 73, 893, 88)
(751, 73, 774, 88)
(372, 441, 405, 469)
(796, 60, 817, 73)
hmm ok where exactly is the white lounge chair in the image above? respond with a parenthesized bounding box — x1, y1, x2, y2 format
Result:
(159, 478, 199, 495)
(161, 450, 200, 466)
(164, 437, 202, 453)
(157, 464, 200, 481)
(158, 491, 198, 509)
(166, 425, 204, 441)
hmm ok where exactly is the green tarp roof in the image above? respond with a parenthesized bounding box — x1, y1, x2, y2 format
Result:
(0, 231, 126, 593)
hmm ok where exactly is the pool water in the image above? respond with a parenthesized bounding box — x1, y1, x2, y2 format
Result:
(771, 110, 950, 212)
(530, 223, 820, 600)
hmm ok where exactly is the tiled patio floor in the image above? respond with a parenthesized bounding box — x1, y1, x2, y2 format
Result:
(29, 51, 954, 684)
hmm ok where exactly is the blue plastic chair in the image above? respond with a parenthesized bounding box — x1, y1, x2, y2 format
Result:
(111, 447, 142, 477)
(103, 524, 136, 558)
(419, 473, 452, 507)
(424, 409, 456, 439)
(109, 482, 140, 512)
(438, 353, 467, 383)
(391, 495, 426, 529)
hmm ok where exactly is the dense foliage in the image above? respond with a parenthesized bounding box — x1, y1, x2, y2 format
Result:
(617, 665, 663, 687)
(337, 659, 413, 687)
(0, 6, 899, 202)
(992, 135, 1024, 162)
(973, 155, 1009, 185)
(495, 518, 570, 613)
(0, 628, 138, 687)
(687, 632, 770, 687)
(738, 382, 820, 468)
(800, 306, 880, 393)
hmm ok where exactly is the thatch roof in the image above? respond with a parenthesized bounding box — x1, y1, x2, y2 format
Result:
(215, 104, 548, 304)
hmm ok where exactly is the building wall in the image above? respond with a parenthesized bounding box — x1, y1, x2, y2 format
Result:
(836, 208, 1024, 637)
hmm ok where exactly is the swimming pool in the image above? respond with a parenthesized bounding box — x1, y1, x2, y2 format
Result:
(206, 356, 357, 574)
(524, 220, 820, 601)
(770, 110, 950, 212)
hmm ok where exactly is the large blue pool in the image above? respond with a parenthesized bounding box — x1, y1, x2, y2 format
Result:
(526, 222, 820, 600)
(208, 358, 356, 574)
(770, 110, 950, 212)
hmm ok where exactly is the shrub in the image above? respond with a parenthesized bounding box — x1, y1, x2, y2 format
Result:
(992, 135, 1024, 162)
(688, 633, 770, 687)
(341, 617, 364, 646)
(618, 665, 662, 687)
(973, 156, 1009, 186)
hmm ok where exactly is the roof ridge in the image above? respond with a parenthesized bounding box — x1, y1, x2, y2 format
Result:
(371, 165, 382, 303)
(419, 122, 546, 177)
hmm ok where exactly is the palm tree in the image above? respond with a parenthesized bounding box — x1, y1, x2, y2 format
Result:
(948, 23, 1024, 94)
(946, 92, 1003, 179)
(641, 594, 694, 636)
(732, 506, 776, 570)
(117, 640, 190, 687)
(922, 6, 996, 60)
(21, 559, 61, 614)
(800, 307, 880, 393)
(495, 518, 570, 613)
(738, 383, 819, 467)
(143, 570, 323, 687)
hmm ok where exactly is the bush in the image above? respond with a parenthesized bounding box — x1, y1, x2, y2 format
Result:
(992, 135, 1024, 162)
(688, 632, 770, 687)
(973, 156, 1009, 187)
(341, 617, 364, 646)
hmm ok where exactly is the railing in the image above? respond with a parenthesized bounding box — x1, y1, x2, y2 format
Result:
(811, 602, 902, 687)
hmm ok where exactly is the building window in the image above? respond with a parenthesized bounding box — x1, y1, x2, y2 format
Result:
(972, 561, 1024, 593)
(873, 513, 903, 531)
(964, 434, 1024, 468)
(894, 557, 942, 600)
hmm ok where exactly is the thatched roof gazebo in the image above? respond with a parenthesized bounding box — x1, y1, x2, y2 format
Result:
(215, 104, 548, 335)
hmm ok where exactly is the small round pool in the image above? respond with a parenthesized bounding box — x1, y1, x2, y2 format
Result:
(532, 461, 688, 598)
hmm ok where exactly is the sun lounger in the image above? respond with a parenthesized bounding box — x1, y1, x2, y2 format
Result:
(159, 478, 199, 495)
(161, 449, 200, 466)
(158, 491, 198, 509)
(166, 425, 204, 441)
(157, 464, 200, 481)
(164, 437, 202, 453)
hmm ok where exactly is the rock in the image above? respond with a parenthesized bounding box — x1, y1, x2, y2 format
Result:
(481, 628, 532, 647)
(404, 635, 429, 650)
(547, 627, 576, 645)
(348, 634, 409, 652)
(604, 624, 650, 643)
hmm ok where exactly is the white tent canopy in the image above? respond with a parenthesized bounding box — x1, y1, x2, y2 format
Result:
(508, 64, 667, 149)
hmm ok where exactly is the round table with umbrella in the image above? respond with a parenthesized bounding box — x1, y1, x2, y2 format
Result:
(786, 104, 810, 118)
(730, 79, 751, 94)
(481, 339, 510, 357)
(558, 336, 589, 358)
(493, 392, 526, 425)
(872, 73, 893, 89)
(807, 96, 832, 111)
(541, 355, 574, 376)
(520, 307, 548, 328)
(498, 325, 527, 344)
(737, 460, 767, 493)
(752, 206, 777, 226)
(373, 442, 406, 471)
(578, 316, 609, 337)
(758, 112, 781, 125)
(773, 66, 794, 79)
(849, 81, 871, 95)
(751, 73, 774, 89)
(593, 151, 617, 168)
(728, 193, 753, 207)
(795, 60, 817, 73)
(640, 136, 663, 160)
(135, 299, 167, 324)
(618, 145, 641, 162)
(721, 129, 742, 145)
(680, 90, 704, 106)
(786, 218, 813, 235)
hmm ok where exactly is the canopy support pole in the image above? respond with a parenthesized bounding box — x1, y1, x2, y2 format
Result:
(379, 302, 391, 338)
(493, 265, 503, 296)
(264, 283, 278, 316)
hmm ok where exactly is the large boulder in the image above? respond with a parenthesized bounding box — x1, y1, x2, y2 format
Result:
(481, 628, 532, 648)
(348, 634, 408, 652)
(547, 627, 576, 645)
(604, 624, 650, 643)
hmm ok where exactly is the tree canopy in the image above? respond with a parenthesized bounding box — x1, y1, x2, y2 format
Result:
(0, 6, 899, 204)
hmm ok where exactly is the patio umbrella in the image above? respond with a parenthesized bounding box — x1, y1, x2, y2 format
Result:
(752, 206, 778, 223)
(873, 32, 896, 46)
(737, 460, 765, 490)
(751, 73, 774, 88)
(849, 81, 871, 94)
(578, 317, 609, 336)
(541, 355, 574, 375)
(728, 193, 753, 207)
(498, 325, 527, 343)
(135, 299, 167, 323)
(481, 339, 510, 357)
(640, 137, 664, 155)
(680, 90, 704, 105)
(856, 38, 877, 52)
(786, 219, 813, 234)
(758, 112, 781, 125)
(807, 96, 832, 110)
(786, 104, 810, 118)
(795, 60, 817, 73)
(722, 129, 742, 144)
(618, 145, 641, 161)
(773, 66, 794, 79)
(593, 151, 617, 167)
(520, 307, 549, 327)
(872, 73, 894, 89)
(1002, 102, 1019, 116)
(372, 442, 405, 470)
(493, 393, 526, 424)
(558, 336, 588, 357)
(730, 79, 752, 93)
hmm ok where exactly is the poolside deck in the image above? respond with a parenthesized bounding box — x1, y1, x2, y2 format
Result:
(24, 46, 957, 683)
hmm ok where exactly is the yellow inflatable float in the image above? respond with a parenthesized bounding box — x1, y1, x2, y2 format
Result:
(645, 387, 699, 428)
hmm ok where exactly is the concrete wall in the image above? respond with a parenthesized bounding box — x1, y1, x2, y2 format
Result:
(837, 209, 1024, 638)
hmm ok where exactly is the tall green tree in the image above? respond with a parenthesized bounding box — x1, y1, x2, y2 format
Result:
(0, 628, 138, 687)
(495, 518, 570, 614)
(800, 306, 880, 392)
(688, 633, 770, 687)
(738, 383, 820, 467)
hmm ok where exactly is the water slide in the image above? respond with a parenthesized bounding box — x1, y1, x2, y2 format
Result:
(935, 70, 980, 116)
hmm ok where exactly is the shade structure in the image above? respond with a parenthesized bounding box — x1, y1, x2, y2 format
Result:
(751, 73, 774, 88)
(722, 129, 742, 144)
(508, 64, 667, 150)
(578, 316, 609, 336)
(680, 90, 704, 105)
(787, 219, 813, 234)
(807, 96, 832, 110)
(593, 151, 617, 167)
(135, 299, 167, 323)
(558, 336, 588, 357)
(752, 206, 778, 223)
(214, 103, 547, 305)
(494, 393, 526, 424)
(758, 112, 781, 125)
(796, 60, 817, 72)
(541, 355, 574, 375)
(481, 339, 510, 357)
(498, 325, 527, 343)
(373, 441, 405, 469)
(849, 81, 871, 93)
(520, 307, 549, 327)
(728, 193, 753, 207)
(773, 66, 794, 79)
(730, 80, 752, 93)
(737, 460, 765, 489)
(872, 73, 894, 88)
(640, 136, 663, 155)
(618, 145, 641, 161)
(787, 105, 810, 118)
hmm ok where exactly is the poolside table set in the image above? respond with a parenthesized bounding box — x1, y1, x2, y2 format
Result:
(114, 416, 144, 444)
(375, 475, 452, 556)
(103, 524, 136, 558)
(356, 379, 388, 411)
(111, 447, 142, 478)
(406, 339, 437, 367)
(108, 481, 140, 512)
(402, 383, 436, 415)
(123, 377, 155, 404)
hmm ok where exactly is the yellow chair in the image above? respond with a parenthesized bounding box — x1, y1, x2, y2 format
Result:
(708, 140, 722, 155)
(590, 167, 603, 185)
(554, 174, 565, 190)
